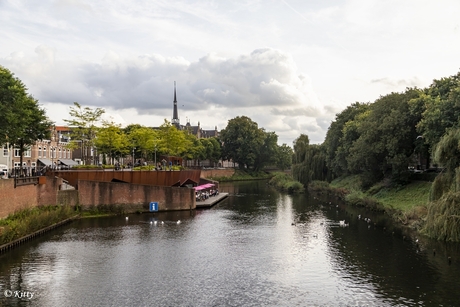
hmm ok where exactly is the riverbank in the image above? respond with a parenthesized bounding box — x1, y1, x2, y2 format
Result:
(309, 175, 431, 231)
(207, 169, 273, 182)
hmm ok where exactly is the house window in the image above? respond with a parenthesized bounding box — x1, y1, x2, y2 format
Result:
(43, 146, 47, 158)
(38, 147, 42, 158)
(59, 148, 62, 159)
(14, 148, 20, 157)
(24, 149, 31, 157)
(3, 145, 8, 157)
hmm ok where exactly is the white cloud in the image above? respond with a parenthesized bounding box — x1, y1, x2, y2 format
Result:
(2, 0, 460, 146)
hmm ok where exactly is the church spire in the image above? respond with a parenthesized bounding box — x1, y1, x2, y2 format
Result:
(172, 81, 180, 127)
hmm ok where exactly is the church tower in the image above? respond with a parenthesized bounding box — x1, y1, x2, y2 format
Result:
(172, 81, 180, 128)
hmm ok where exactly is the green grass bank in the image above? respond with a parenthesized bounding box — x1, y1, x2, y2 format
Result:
(0, 205, 78, 246)
(310, 175, 432, 230)
(208, 169, 273, 182)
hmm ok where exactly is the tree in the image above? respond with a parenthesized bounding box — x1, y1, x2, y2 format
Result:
(95, 120, 129, 164)
(292, 134, 328, 186)
(208, 137, 222, 166)
(0, 66, 53, 175)
(253, 130, 278, 171)
(323, 102, 369, 178)
(433, 128, 460, 173)
(64, 102, 105, 165)
(157, 120, 191, 157)
(347, 89, 421, 185)
(220, 116, 265, 170)
(275, 144, 293, 171)
(415, 72, 460, 152)
(128, 126, 159, 164)
(183, 134, 204, 166)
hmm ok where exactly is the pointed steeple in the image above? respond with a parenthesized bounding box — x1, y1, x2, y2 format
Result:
(172, 81, 180, 127)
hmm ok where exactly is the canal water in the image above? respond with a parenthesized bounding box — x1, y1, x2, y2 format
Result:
(1, 180, 460, 307)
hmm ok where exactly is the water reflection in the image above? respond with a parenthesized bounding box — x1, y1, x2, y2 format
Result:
(0, 180, 459, 306)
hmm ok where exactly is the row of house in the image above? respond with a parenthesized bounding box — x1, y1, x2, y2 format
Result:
(0, 126, 85, 176)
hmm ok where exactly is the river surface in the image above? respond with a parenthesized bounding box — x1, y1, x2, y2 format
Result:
(1, 180, 460, 307)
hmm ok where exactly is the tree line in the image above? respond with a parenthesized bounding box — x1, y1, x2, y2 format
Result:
(292, 71, 460, 189)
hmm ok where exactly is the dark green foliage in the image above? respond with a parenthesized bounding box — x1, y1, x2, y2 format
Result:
(268, 172, 304, 193)
(0, 66, 53, 170)
(292, 135, 328, 186)
(347, 90, 421, 185)
(324, 102, 369, 178)
(275, 144, 293, 171)
(221, 116, 285, 171)
(433, 128, 460, 172)
(221, 116, 265, 170)
(416, 72, 460, 151)
(423, 191, 460, 241)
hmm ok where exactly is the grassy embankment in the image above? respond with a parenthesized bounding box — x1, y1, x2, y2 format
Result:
(267, 172, 305, 193)
(0, 205, 77, 246)
(207, 169, 273, 182)
(310, 175, 432, 229)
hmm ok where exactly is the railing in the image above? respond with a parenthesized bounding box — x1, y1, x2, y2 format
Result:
(14, 176, 39, 188)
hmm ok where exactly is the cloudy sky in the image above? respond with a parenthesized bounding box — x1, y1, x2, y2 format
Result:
(1, 0, 460, 146)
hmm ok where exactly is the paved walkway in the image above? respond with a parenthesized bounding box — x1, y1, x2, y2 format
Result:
(196, 193, 229, 208)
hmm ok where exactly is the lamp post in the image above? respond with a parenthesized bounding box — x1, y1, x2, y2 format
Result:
(50, 146, 54, 170)
(154, 145, 157, 168)
(132, 147, 136, 169)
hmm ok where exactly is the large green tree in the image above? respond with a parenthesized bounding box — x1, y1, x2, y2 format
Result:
(415, 72, 460, 153)
(0, 66, 53, 175)
(347, 89, 421, 185)
(275, 143, 293, 171)
(253, 130, 279, 171)
(220, 116, 265, 170)
(324, 102, 369, 178)
(95, 120, 129, 164)
(128, 125, 159, 164)
(157, 120, 191, 157)
(292, 134, 328, 186)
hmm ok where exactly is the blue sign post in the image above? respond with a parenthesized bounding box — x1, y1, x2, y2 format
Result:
(149, 202, 159, 212)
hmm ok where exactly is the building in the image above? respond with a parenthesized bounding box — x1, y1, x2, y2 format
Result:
(1, 126, 77, 177)
(171, 81, 219, 139)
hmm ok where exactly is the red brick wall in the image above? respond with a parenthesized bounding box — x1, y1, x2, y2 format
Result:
(0, 179, 36, 218)
(0, 176, 195, 219)
(37, 176, 62, 206)
(77, 180, 195, 211)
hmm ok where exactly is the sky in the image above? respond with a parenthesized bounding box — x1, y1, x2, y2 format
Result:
(1, 0, 460, 146)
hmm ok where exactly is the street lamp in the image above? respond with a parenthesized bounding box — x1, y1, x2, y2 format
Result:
(50, 146, 55, 169)
(132, 147, 136, 169)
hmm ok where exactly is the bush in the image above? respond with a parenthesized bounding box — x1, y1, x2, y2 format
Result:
(422, 191, 460, 241)
(268, 172, 305, 193)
